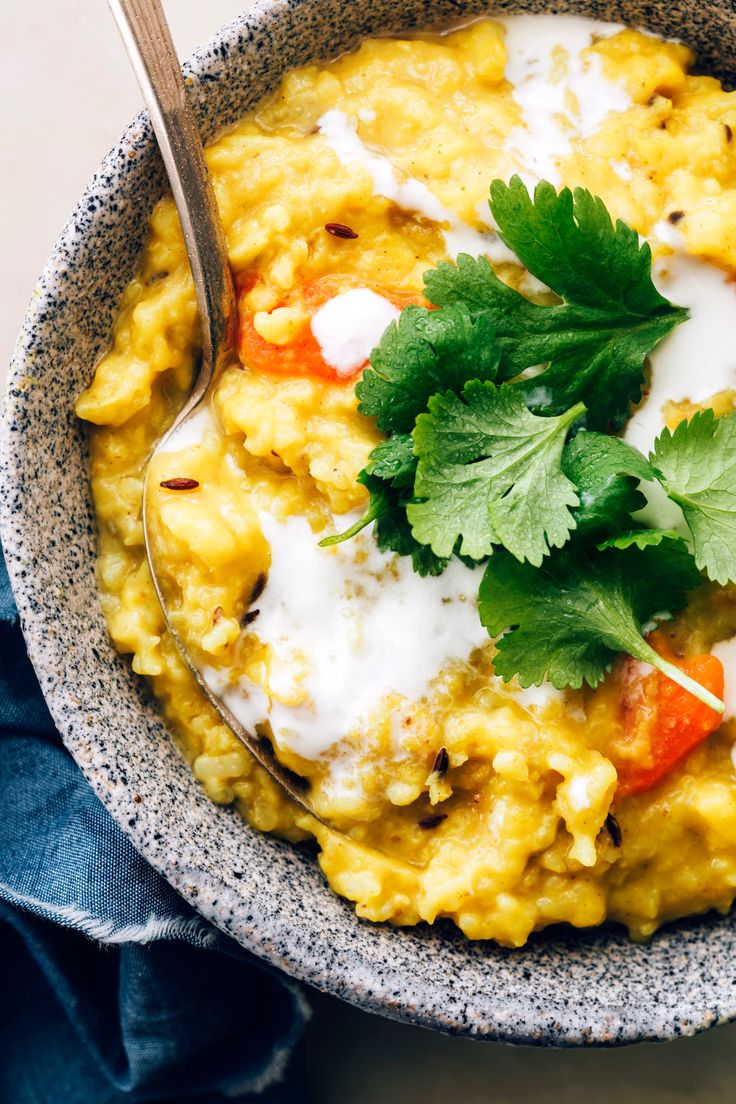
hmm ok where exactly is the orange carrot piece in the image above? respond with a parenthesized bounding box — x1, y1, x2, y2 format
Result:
(615, 634, 724, 797)
(237, 274, 426, 383)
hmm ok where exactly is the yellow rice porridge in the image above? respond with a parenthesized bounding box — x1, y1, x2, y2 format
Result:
(76, 14, 736, 946)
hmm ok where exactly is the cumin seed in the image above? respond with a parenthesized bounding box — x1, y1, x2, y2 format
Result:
(419, 813, 447, 830)
(432, 747, 449, 776)
(160, 477, 199, 490)
(605, 812, 622, 848)
(250, 573, 267, 603)
(325, 222, 359, 239)
(213, 606, 224, 624)
(667, 210, 685, 224)
(726, 123, 733, 143)
(242, 609, 260, 626)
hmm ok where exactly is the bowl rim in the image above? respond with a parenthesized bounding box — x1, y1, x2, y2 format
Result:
(3, 0, 736, 1047)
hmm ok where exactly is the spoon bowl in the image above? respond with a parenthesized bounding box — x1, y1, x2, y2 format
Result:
(111, 0, 324, 817)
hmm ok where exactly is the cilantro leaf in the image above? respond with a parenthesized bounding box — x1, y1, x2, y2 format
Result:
(478, 539, 722, 711)
(490, 177, 669, 314)
(652, 409, 736, 586)
(356, 303, 499, 434)
(319, 445, 448, 576)
(562, 431, 655, 538)
(364, 434, 415, 486)
(371, 483, 449, 576)
(597, 528, 681, 551)
(423, 178, 688, 431)
(320, 436, 417, 547)
(407, 381, 584, 564)
(318, 473, 389, 548)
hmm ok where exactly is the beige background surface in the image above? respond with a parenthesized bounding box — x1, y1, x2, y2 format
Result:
(3, 2, 735, 1099)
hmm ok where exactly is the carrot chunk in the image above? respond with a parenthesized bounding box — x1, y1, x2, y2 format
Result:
(237, 274, 425, 382)
(614, 633, 724, 797)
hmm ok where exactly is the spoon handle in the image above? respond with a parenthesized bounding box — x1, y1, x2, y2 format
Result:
(109, 0, 236, 403)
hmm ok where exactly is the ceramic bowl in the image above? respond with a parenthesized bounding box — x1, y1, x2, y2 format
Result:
(4, 0, 736, 1046)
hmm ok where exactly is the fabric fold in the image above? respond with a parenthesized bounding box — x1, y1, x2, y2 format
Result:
(0, 550, 308, 1103)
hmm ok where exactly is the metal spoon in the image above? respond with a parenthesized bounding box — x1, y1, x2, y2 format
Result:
(109, 0, 317, 815)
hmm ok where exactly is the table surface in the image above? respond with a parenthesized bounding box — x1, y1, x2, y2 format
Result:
(3, 3, 735, 1099)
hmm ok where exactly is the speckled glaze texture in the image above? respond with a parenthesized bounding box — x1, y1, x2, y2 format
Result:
(4, 0, 736, 1046)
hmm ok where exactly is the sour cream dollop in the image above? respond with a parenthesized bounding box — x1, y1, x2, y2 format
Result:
(204, 513, 488, 759)
(501, 14, 630, 187)
(310, 288, 400, 376)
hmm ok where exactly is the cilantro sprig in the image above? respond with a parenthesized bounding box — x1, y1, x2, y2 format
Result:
(424, 177, 688, 431)
(320, 436, 448, 576)
(319, 177, 735, 713)
(478, 534, 723, 713)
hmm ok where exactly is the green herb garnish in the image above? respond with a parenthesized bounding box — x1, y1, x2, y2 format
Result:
(408, 382, 584, 564)
(320, 437, 448, 576)
(561, 431, 655, 539)
(424, 177, 688, 430)
(318, 177, 734, 712)
(478, 534, 722, 711)
(357, 303, 499, 433)
(651, 409, 736, 586)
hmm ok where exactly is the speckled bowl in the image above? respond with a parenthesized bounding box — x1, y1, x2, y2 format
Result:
(4, 0, 736, 1046)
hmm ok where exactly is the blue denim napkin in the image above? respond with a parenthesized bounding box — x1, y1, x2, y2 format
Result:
(0, 548, 308, 1103)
